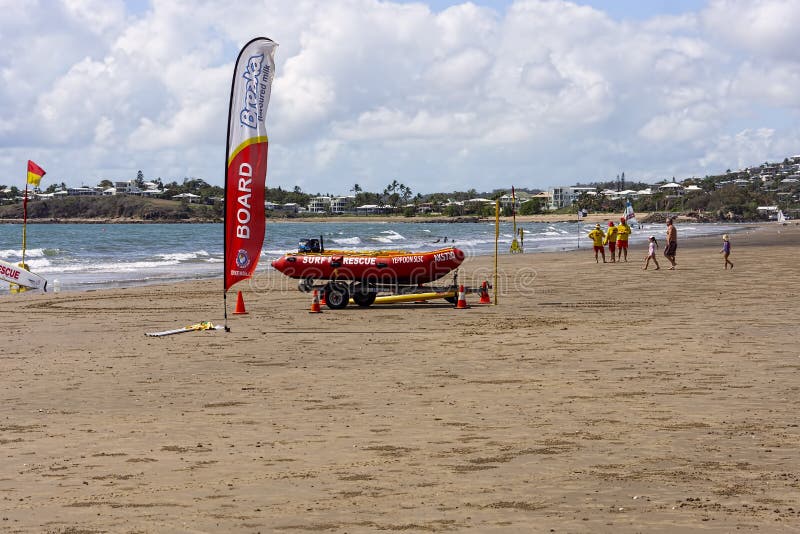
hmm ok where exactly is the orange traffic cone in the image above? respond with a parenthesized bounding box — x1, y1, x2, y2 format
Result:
(233, 290, 248, 314)
(455, 285, 470, 309)
(309, 290, 323, 313)
(479, 281, 491, 304)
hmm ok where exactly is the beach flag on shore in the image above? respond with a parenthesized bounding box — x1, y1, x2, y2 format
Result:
(27, 160, 46, 186)
(21, 160, 47, 268)
(624, 199, 637, 225)
(223, 37, 277, 297)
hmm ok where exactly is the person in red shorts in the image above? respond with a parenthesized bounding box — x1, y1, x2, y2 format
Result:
(616, 217, 631, 262)
(588, 223, 606, 263)
(603, 220, 617, 263)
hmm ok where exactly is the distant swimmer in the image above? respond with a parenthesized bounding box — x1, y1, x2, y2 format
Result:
(443, 237, 448, 243)
(433, 238, 441, 243)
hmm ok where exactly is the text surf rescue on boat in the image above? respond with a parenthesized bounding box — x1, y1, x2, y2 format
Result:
(271, 237, 465, 309)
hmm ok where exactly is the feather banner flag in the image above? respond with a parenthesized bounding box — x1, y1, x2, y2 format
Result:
(27, 160, 46, 186)
(224, 37, 277, 292)
(624, 199, 638, 226)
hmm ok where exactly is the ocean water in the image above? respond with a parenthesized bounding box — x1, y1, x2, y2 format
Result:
(0, 220, 741, 292)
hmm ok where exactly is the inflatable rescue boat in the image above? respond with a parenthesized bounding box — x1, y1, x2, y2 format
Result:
(271, 238, 465, 286)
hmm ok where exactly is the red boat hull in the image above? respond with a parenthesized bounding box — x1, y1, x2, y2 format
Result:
(271, 247, 465, 285)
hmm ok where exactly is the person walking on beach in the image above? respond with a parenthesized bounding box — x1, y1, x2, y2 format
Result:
(588, 223, 606, 263)
(664, 217, 677, 269)
(616, 217, 631, 262)
(720, 234, 733, 269)
(642, 236, 660, 270)
(603, 221, 617, 263)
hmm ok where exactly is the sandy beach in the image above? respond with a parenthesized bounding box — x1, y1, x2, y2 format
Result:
(1, 222, 799, 532)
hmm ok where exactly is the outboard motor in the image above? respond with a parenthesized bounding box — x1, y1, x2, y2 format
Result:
(298, 238, 322, 253)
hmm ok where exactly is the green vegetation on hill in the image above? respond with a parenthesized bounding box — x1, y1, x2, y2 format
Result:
(0, 195, 222, 222)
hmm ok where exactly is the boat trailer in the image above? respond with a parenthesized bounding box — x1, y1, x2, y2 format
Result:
(297, 271, 489, 309)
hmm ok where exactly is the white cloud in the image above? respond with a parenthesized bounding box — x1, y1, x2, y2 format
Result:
(0, 0, 798, 193)
(730, 61, 800, 108)
(699, 127, 799, 171)
(424, 48, 492, 90)
(703, 0, 800, 61)
(62, 0, 126, 36)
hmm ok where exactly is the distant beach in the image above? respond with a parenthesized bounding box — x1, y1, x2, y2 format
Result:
(1, 222, 798, 531)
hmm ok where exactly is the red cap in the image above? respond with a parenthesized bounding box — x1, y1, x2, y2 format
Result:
(608, 221, 614, 227)
(620, 217, 625, 222)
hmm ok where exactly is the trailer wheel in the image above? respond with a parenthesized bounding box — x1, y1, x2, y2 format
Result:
(352, 285, 377, 307)
(324, 282, 350, 309)
(298, 278, 314, 292)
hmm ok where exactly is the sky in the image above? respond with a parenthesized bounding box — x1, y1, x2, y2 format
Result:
(1, 0, 799, 195)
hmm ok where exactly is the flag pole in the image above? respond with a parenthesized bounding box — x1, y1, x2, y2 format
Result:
(22, 182, 29, 267)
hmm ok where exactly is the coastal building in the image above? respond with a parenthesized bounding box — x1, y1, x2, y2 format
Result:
(265, 201, 300, 214)
(307, 196, 351, 214)
(172, 192, 200, 203)
(356, 204, 392, 215)
(114, 181, 139, 194)
(528, 191, 552, 208)
(548, 186, 596, 209)
(498, 191, 529, 211)
(465, 197, 494, 209)
(659, 183, 684, 196)
(66, 186, 101, 196)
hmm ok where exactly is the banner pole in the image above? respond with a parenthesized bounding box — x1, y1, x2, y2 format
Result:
(494, 199, 499, 305)
(224, 291, 229, 332)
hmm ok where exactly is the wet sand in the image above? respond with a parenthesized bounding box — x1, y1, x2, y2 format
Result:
(1, 223, 799, 532)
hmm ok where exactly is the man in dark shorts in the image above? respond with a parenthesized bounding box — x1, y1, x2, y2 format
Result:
(664, 218, 677, 269)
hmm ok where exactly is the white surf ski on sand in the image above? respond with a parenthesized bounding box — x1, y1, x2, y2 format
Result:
(0, 258, 47, 291)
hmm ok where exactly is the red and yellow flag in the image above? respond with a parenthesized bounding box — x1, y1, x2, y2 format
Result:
(224, 37, 277, 292)
(27, 160, 46, 186)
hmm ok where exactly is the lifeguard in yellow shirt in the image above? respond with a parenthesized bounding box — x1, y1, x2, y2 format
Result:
(616, 217, 631, 262)
(588, 223, 606, 263)
(603, 221, 617, 263)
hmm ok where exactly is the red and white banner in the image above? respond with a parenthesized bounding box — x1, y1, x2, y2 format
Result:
(224, 37, 277, 292)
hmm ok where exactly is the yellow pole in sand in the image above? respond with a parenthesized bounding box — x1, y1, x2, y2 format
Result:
(494, 199, 499, 305)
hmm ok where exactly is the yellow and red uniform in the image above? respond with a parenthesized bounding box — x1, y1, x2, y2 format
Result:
(604, 223, 617, 251)
(588, 227, 605, 251)
(616, 221, 631, 249)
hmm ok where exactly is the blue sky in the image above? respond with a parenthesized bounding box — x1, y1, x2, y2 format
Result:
(402, 0, 708, 19)
(1, 0, 798, 194)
